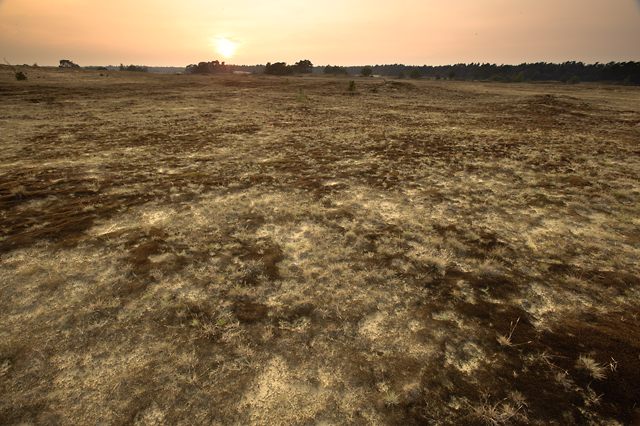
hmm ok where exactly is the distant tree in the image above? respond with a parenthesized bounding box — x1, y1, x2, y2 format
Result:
(559, 75, 567, 83)
(264, 62, 294, 75)
(294, 59, 313, 74)
(568, 75, 581, 85)
(398, 71, 405, 79)
(409, 68, 421, 79)
(361, 67, 373, 77)
(448, 70, 456, 80)
(530, 71, 541, 81)
(513, 71, 525, 82)
(124, 64, 148, 72)
(119, 63, 125, 71)
(59, 59, 80, 68)
(186, 60, 231, 74)
(323, 65, 348, 75)
(435, 73, 441, 80)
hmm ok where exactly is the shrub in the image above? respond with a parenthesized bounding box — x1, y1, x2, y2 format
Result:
(448, 70, 456, 80)
(295, 88, 307, 102)
(361, 67, 373, 77)
(568, 75, 581, 85)
(346, 80, 356, 91)
(409, 68, 421, 79)
(398, 71, 405, 79)
(435, 73, 441, 80)
(559, 75, 567, 83)
(4, 58, 27, 80)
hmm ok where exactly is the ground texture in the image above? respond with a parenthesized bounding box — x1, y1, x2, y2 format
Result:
(1, 66, 640, 425)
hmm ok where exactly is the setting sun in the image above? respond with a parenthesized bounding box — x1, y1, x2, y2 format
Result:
(213, 37, 239, 59)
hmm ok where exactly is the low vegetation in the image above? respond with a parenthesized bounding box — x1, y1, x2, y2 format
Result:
(0, 65, 639, 425)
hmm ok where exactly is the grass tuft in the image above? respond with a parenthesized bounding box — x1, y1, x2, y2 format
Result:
(576, 355, 607, 380)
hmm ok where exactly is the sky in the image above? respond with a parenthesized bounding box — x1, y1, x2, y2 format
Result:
(1, 0, 639, 67)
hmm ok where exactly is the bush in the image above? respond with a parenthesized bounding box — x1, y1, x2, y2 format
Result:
(398, 71, 405, 79)
(346, 80, 356, 91)
(361, 67, 373, 77)
(409, 69, 421, 79)
(435, 73, 441, 80)
(568, 75, 581, 85)
(559, 75, 567, 83)
(513, 71, 525, 82)
(448, 70, 456, 80)
(15, 71, 27, 80)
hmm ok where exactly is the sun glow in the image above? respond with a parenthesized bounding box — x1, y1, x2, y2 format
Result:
(213, 37, 239, 58)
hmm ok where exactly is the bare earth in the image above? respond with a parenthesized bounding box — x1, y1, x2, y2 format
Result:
(1, 66, 639, 425)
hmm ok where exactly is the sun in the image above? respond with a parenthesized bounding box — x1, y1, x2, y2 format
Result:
(213, 37, 239, 59)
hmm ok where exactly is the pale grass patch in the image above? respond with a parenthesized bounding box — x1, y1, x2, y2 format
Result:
(576, 355, 607, 380)
(471, 393, 525, 426)
(477, 257, 502, 278)
(10, 185, 26, 198)
(583, 385, 603, 407)
(555, 371, 576, 391)
(496, 318, 520, 347)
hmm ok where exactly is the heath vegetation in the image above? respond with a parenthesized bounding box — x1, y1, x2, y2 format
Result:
(0, 65, 639, 425)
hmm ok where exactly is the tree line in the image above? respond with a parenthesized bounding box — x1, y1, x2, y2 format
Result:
(53, 58, 639, 84)
(331, 61, 639, 84)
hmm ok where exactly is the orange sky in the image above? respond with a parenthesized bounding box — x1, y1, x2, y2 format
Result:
(1, 0, 639, 67)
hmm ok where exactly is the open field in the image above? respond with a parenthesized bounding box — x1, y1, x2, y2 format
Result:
(1, 66, 639, 425)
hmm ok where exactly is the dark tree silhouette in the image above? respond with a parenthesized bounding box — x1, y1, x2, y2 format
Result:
(59, 59, 80, 68)
(186, 60, 230, 74)
(295, 60, 313, 74)
(264, 62, 294, 75)
(323, 65, 348, 75)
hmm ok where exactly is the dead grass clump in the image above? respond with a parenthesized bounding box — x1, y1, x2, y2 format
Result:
(576, 355, 607, 380)
(477, 258, 502, 277)
(471, 394, 525, 426)
(10, 185, 26, 199)
(496, 317, 520, 347)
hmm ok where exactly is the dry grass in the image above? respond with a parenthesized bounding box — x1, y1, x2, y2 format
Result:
(1, 65, 639, 425)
